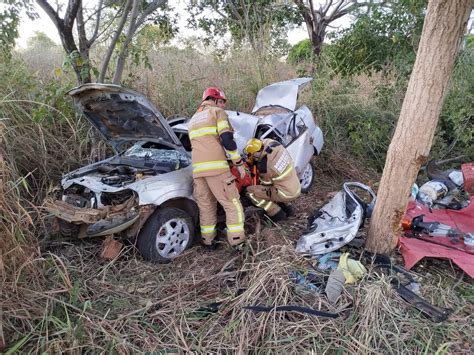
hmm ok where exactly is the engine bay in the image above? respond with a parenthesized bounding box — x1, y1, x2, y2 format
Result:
(60, 141, 191, 209)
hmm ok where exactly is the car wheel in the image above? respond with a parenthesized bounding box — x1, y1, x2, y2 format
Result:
(300, 162, 315, 194)
(137, 207, 194, 263)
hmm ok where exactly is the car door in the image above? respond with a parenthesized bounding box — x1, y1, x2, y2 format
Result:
(285, 128, 313, 178)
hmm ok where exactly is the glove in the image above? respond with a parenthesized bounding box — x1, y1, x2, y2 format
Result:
(236, 164, 247, 179)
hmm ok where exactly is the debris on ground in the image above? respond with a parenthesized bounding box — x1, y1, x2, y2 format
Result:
(401, 161, 474, 278)
(100, 236, 123, 260)
(325, 269, 345, 304)
(243, 305, 339, 318)
(337, 252, 367, 284)
(315, 252, 341, 270)
(369, 253, 452, 322)
(295, 182, 376, 255)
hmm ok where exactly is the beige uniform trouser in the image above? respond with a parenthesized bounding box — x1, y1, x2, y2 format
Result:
(246, 184, 300, 217)
(193, 170, 245, 246)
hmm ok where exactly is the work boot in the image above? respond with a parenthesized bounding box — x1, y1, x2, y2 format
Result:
(269, 209, 288, 222)
(279, 203, 294, 217)
(202, 240, 220, 251)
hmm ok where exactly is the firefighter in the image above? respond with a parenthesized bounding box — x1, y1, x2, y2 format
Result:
(189, 87, 247, 247)
(244, 138, 301, 221)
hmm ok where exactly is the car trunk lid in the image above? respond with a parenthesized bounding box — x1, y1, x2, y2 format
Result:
(252, 77, 313, 113)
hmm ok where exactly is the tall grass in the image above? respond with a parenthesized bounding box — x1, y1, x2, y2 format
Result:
(0, 56, 92, 348)
(128, 47, 296, 117)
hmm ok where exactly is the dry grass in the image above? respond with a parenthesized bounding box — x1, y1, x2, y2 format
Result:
(1, 171, 472, 353)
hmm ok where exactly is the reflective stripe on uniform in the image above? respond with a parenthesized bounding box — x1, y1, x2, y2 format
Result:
(227, 223, 244, 233)
(189, 126, 217, 139)
(247, 193, 266, 207)
(217, 120, 230, 133)
(272, 163, 294, 182)
(262, 200, 275, 211)
(226, 149, 241, 161)
(277, 186, 301, 199)
(201, 224, 216, 234)
(232, 198, 244, 224)
(247, 193, 275, 212)
(260, 178, 272, 186)
(192, 160, 229, 173)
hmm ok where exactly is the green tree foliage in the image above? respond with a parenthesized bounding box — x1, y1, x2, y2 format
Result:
(287, 39, 312, 64)
(328, 0, 426, 77)
(434, 46, 474, 160)
(0, 0, 37, 56)
(186, 0, 299, 57)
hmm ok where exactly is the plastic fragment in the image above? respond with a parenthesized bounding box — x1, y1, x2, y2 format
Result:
(289, 270, 323, 292)
(325, 269, 345, 304)
(316, 252, 341, 270)
(337, 253, 367, 284)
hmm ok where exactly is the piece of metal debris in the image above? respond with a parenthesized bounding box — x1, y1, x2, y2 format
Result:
(296, 182, 376, 255)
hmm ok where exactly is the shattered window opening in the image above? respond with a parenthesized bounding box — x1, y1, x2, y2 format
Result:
(124, 146, 191, 168)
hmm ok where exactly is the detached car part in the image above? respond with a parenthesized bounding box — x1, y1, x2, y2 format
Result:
(296, 182, 376, 255)
(368, 253, 451, 322)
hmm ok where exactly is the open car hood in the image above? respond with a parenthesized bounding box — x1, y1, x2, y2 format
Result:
(252, 77, 313, 113)
(67, 84, 181, 150)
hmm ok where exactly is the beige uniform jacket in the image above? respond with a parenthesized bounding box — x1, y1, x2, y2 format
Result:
(188, 101, 240, 178)
(256, 139, 301, 199)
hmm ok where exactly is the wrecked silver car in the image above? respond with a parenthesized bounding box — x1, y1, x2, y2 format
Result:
(171, 77, 324, 192)
(296, 182, 376, 255)
(45, 84, 197, 263)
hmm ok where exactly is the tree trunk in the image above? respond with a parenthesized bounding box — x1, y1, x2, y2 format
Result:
(366, 0, 473, 254)
(309, 25, 325, 56)
(299, 4, 325, 56)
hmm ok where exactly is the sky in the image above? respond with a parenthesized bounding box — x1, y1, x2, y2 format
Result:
(16, 0, 349, 49)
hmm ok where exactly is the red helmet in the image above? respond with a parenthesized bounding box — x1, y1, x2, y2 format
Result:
(202, 87, 226, 102)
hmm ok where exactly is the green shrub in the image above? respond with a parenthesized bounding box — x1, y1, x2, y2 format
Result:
(287, 39, 313, 65)
(433, 47, 474, 160)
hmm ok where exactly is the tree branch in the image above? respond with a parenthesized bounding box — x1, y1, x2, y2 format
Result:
(64, 0, 81, 29)
(36, 0, 63, 29)
(99, 0, 132, 83)
(113, 0, 140, 84)
(76, 0, 88, 53)
(88, 0, 104, 45)
(134, 0, 166, 31)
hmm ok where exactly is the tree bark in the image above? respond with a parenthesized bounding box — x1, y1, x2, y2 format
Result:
(366, 0, 473, 254)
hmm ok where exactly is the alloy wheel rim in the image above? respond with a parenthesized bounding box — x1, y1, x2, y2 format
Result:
(155, 218, 190, 258)
(301, 164, 313, 189)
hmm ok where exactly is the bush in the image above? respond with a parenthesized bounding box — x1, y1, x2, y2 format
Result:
(433, 47, 474, 160)
(287, 39, 313, 65)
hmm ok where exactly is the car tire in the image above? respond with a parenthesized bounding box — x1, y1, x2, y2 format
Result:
(300, 162, 315, 194)
(137, 207, 195, 263)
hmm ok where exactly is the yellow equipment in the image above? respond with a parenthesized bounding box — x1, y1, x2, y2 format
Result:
(244, 138, 263, 155)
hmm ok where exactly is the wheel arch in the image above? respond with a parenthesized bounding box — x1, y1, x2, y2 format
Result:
(158, 197, 199, 226)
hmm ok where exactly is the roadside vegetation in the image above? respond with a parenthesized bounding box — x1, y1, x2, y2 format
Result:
(1, 0, 473, 352)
